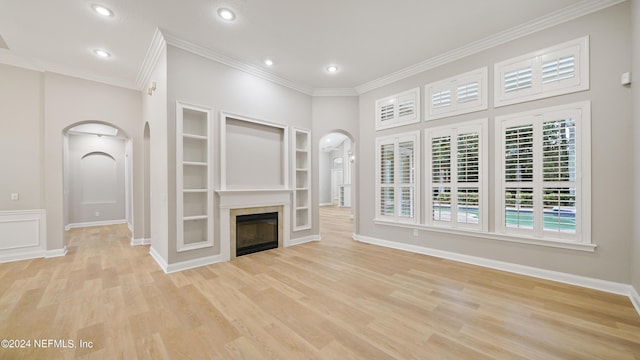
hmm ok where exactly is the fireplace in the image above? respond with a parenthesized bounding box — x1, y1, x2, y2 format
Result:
(235, 212, 278, 256)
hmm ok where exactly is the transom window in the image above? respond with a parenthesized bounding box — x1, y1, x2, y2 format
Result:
(425, 67, 488, 121)
(494, 36, 589, 107)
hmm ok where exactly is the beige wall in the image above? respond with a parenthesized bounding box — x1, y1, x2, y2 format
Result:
(165, 45, 313, 264)
(632, 0, 640, 293)
(0, 65, 43, 211)
(43, 72, 142, 250)
(142, 47, 169, 260)
(0, 65, 144, 252)
(357, 2, 633, 283)
(311, 96, 359, 233)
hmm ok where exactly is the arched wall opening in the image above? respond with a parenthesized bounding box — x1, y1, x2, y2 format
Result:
(318, 129, 356, 234)
(62, 121, 133, 234)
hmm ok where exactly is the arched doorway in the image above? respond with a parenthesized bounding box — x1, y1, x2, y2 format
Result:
(318, 130, 356, 236)
(63, 122, 132, 233)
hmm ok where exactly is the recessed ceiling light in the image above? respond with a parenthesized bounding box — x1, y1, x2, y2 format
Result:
(92, 4, 113, 17)
(94, 49, 111, 58)
(217, 8, 236, 21)
(327, 65, 339, 73)
(264, 59, 274, 66)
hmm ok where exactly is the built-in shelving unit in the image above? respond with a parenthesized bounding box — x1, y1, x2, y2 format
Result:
(177, 102, 213, 252)
(293, 128, 311, 230)
(339, 184, 351, 207)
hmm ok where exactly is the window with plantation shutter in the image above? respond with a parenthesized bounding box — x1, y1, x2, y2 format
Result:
(375, 88, 420, 130)
(494, 36, 588, 107)
(425, 67, 488, 121)
(496, 101, 591, 243)
(375, 131, 420, 223)
(425, 119, 487, 230)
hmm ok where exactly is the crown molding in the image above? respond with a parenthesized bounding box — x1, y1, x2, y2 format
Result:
(355, 0, 627, 95)
(135, 28, 167, 90)
(160, 29, 314, 96)
(312, 88, 359, 97)
(0, 49, 138, 90)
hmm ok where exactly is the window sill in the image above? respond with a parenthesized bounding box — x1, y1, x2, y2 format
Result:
(373, 220, 597, 252)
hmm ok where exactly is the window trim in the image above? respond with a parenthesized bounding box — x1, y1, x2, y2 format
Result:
(375, 131, 420, 224)
(424, 118, 488, 231)
(494, 101, 592, 244)
(375, 88, 421, 131)
(425, 67, 488, 121)
(494, 36, 589, 107)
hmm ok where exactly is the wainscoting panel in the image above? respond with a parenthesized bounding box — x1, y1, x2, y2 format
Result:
(0, 209, 47, 263)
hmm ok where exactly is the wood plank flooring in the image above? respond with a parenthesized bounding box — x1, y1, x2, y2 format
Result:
(1, 206, 639, 359)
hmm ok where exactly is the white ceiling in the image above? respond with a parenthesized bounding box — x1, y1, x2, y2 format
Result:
(0, 0, 606, 93)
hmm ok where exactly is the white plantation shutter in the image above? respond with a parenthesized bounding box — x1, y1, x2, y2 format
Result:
(376, 132, 419, 222)
(456, 82, 479, 103)
(541, 55, 575, 84)
(426, 120, 486, 230)
(494, 37, 588, 107)
(375, 88, 420, 130)
(504, 67, 533, 93)
(379, 100, 395, 123)
(504, 124, 534, 182)
(379, 142, 395, 217)
(431, 135, 452, 222)
(432, 89, 452, 109)
(497, 102, 590, 243)
(398, 93, 416, 121)
(426, 67, 487, 121)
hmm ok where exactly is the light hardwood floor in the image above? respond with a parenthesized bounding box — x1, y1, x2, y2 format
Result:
(1, 206, 639, 359)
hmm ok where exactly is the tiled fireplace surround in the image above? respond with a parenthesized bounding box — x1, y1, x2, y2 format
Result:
(217, 189, 291, 261)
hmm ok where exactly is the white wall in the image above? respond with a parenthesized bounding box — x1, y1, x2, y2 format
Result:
(357, 3, 633, 283)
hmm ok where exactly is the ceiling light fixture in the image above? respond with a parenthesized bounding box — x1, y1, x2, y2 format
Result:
(264, 59, 274, 66)
(217, 8, 236, 21)
(327, 65, 339, 73)
(92, 4, 113, 17)
(94, 49, 111, 58)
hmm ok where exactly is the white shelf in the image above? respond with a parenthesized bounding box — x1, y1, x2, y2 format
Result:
(183, 161, 207, 166)
(292, 128, 311, 231)
(177, 102, 214, 252)
(183, 215, 208, 221)
(183, 133, 208, 140)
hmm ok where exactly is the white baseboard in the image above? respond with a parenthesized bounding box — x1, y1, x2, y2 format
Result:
(319, 203, 334, 207)
(149, 246, 168, 272)
(0, 249, 46, 263)
(66, 219, 127, 229)
(131, 237, 151, 246)
(165, 254, 224, 274)
(353, 233, 640, 316)
(46, 246, 68, 258)
(630, 286, 640, 316)
(149, 246, 223, 274)
(287, 234, 321, 247)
